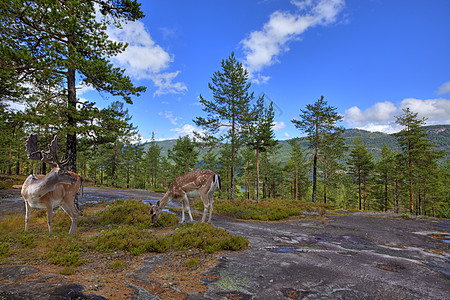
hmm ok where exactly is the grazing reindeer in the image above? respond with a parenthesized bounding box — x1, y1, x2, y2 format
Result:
(150, 169, 221, 224)
(21, 134, 82, 235)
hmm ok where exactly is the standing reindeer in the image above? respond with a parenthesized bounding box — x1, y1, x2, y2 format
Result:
(21, 134, 82, 235)
(150, 169, 221, 224)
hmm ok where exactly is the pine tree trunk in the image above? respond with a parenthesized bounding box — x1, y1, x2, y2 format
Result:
(384, 178, 388, 212)
(312, 150, 318, 203)
(256, 147, 260, 202)
(67, 51, 77, 173)
(358, 172, 362, 210)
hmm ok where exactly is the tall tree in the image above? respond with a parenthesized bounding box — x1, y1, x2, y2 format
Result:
(291, 96, 344, 202)
(245, 98, 277, 202)
(1, 0, 146, 172)
(287, 139, 309, 201)
(348, 137, 374, 210)
(319, 130, 346, 204)
(167, 136, 199, 175)
(394, 108, 429, 213)
(145, 132, 162, 190)
(375, 144, 395, 212)
(194, 52, 255, 200)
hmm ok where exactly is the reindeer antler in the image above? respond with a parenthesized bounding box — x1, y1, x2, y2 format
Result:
(25, 134, 69, 168)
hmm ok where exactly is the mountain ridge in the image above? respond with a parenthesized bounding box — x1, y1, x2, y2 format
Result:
(149, 125, 450, 163)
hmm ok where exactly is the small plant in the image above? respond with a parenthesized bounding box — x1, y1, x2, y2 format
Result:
(0, 242, 11, 257)
(401, 213, 411, 219)
(185, 258, 200, 268)
(20, 233, 35, 249)
(60, 266, 76, 275)
(110, 260, 126, 270)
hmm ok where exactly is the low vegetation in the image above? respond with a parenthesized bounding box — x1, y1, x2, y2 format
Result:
(195, 198, 329, 221)
(0, 199, 248, 273)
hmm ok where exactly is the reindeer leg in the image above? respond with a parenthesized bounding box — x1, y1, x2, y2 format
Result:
(45, 203, 53, 234)
(207, 193, 214, 224)
(184, 194, 194, 223)
(180, 200, 186, 224)
(25, 202, 32, 231)
(200, 193, 209, 223)
(61, 201, 78, 235)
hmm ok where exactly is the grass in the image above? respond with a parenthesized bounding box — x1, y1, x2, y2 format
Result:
(0, 199, 248, 273)
(194, 198, 329, 221)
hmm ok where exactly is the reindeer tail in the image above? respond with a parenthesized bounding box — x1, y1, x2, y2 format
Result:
(215, 174, 221, 191)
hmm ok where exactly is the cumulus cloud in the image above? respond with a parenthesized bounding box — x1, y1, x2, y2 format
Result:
(344, 98, 450, 133)
(106, 20, 187, 96)
(345, 101, 397, 126)
(170, 124, 204, 139)
(241, 0, 345, 80)
(436, 81, 450, 95)
(400, 98, 450, 124)
(272, 121, 286, 131)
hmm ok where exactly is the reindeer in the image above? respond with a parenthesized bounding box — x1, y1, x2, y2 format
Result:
(21, 134, 82, 235)
(150, 169, 221, 224)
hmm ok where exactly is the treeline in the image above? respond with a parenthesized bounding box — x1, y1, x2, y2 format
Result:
(1, 2, 448, 218)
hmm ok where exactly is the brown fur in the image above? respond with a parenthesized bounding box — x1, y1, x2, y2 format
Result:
(21, 169, 82, 235)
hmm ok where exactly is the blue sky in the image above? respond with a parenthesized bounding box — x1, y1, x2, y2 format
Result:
(78, 0, 450, 142)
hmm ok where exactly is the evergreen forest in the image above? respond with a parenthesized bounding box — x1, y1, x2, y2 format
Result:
(1, 0, 449, 219)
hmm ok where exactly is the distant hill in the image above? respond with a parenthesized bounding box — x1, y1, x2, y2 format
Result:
(150, 125, 450, 164)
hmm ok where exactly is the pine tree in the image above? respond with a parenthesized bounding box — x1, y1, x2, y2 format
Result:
(375, 144, 395, 212)
(395, 108, 434, 213)
(1, 0, 146, 172)
(145, 132, 162, 189)
(167, 136, 199, 175)
(348, 137, 374, 210)
(287, 139, 309, 201)
(291, 96, 344, 202)
(194, 52, 255, 200)
(245, 98, 277, 202)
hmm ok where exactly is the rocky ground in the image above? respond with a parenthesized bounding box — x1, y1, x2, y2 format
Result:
(1, 188, 449, 299)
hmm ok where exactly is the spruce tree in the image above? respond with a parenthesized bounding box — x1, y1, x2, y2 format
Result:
(194, 52, 255, 200)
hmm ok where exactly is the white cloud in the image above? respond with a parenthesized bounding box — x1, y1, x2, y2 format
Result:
(400, 98, 450, 124)
(436, 81, 450, 95)
(106, 20, 187, 96)
(241, 0, 345, 80)
(158, 110, 180, 125)
(76, 82, 96, 95)
(344, 98, 450, 133)
(170, 124, 204, 139)
(272, 121, 286, 131)
(151, 72, 188, 96)
(345, 101, 397, 126)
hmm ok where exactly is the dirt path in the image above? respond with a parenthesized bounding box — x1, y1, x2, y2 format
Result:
(1, 188, 449, 299)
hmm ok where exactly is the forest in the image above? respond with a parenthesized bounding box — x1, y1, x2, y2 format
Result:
(1, 0, 449, 219)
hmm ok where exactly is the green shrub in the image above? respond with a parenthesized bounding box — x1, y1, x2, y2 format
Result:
(110, 260, 126, 270)
(213, 199, 328, 221)
(98, 199, 152, 226)
(0, 242, 11, 257)
(170, 223, 248, 253)
(151, 212, 179, 228)
(185, 258, 200, 268)
(20, 233, 35, 249)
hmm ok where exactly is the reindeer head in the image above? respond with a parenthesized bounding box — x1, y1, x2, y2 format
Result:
(150, 201, 161, 224)
(26, 134, 76, 184)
